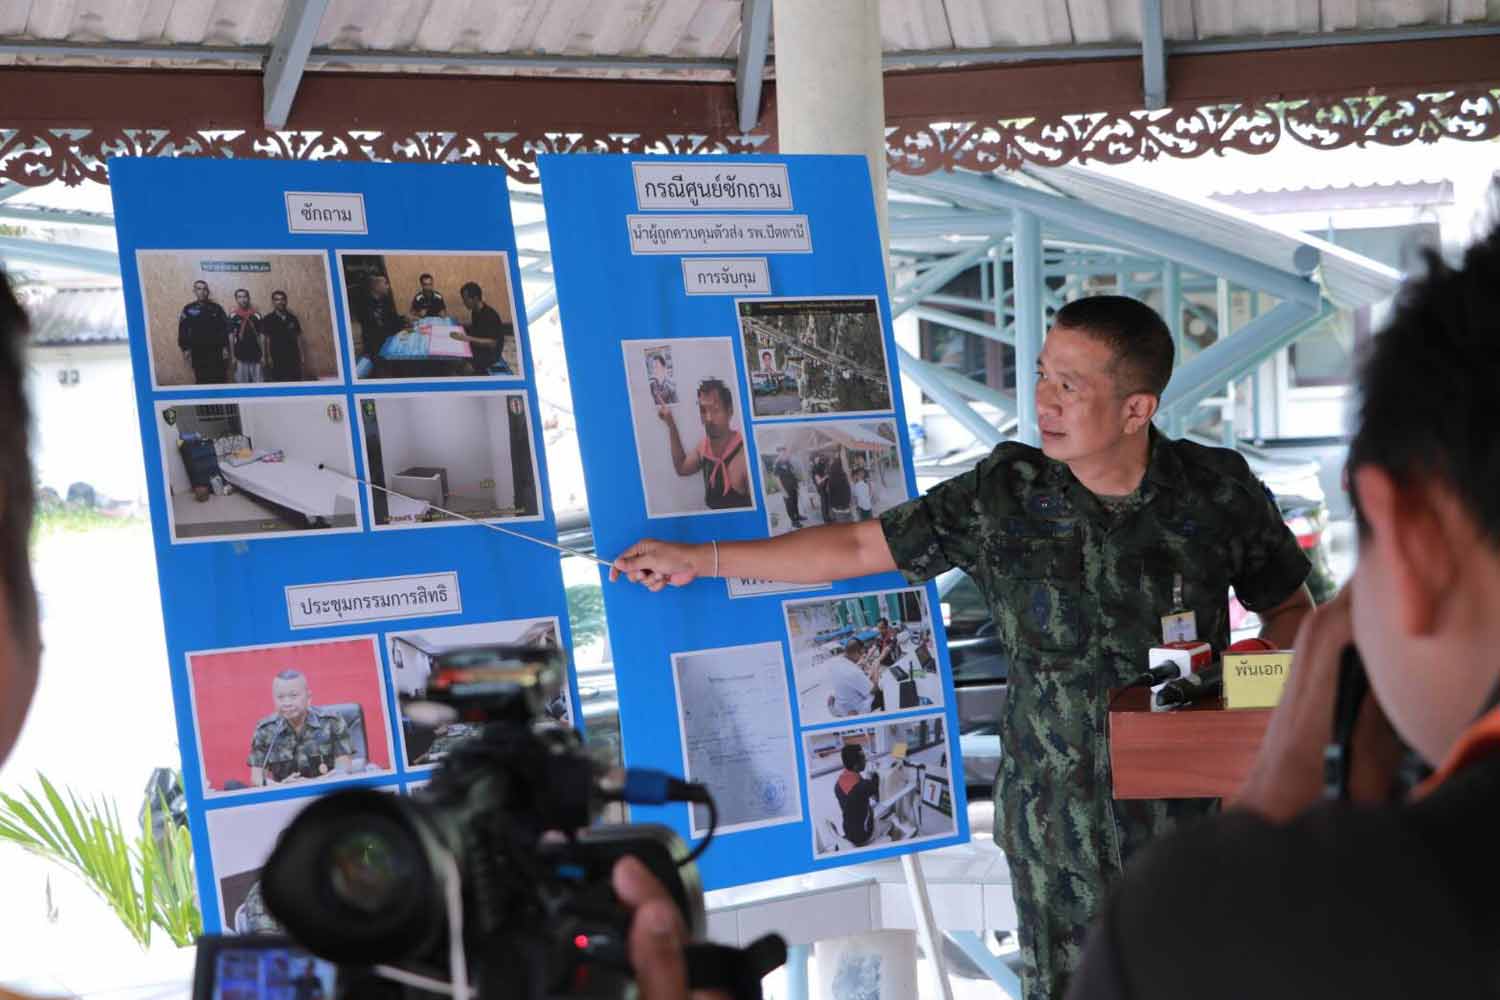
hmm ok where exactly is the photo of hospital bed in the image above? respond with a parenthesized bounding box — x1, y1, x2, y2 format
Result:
(160, 399, 362, 541)
(217, 443, 357, 528)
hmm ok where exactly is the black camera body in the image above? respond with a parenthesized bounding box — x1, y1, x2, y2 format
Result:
(248, 643, 774, 1000)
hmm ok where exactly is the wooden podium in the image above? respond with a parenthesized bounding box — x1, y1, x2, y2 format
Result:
(1108, 687, 1273, 799)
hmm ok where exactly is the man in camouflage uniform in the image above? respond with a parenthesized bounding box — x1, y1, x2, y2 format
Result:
(247, 669, 355, 786)
(613, 296, 1315, 999)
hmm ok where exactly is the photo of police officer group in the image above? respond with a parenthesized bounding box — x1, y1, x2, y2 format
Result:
(736, 296, 894, 419)
(623, 337, 755, 518)
(784, 588, 943, 726)
(154, 396, 362, 543)
(355, 391, 543, 528)
(339, 251, 523, 381)
(186, 636, 394, 800)
(754, 418, 908, 536)
(803, 714, 957, 859)
(385, 616, 571, 770)
(136, 250, 343, 388)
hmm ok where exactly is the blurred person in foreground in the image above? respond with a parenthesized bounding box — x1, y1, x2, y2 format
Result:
(1067, 228, 1500, 998)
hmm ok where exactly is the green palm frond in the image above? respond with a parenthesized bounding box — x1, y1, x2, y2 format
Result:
(0, 772, 201, 948)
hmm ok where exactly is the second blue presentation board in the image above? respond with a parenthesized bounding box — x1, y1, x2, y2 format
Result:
(540, 153, 970, 889)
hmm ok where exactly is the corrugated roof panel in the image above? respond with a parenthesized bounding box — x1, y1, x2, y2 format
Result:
(1164, 0, 1197, 39)
(533, 0, 592, 53)
(1024, 163, 1404, 307)
(587, 0, 657, 56)
(1360, 0, 1446, 29)
(639, 0, 711, 54)
(972, 0, 1076, 46)
(0, 0, 1497, 76)
(1193, 0, 1319, 38)
(879, 0, 955, 51)
(677, 0, 737, 58)
(1068, 0, 1130, 44)
(25, 287, 130, 346)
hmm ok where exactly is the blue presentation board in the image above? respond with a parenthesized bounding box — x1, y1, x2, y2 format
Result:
(539, 154, 969, 889)
(108, 158, 579, 934)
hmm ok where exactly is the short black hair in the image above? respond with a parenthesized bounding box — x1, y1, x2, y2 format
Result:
(697, 377, 733, 414)
(840, 744, 866, 771)
(273, 669, 307, 683)
(193, 279, 209, 288)
(1053, 295, 1174, 398)
(0, 271, 38, 664)
(419, 273, 434, 283)
(1347, 228, 1500, 546)
(235, 288, 250, 298)
(460, 281, 483, 300)
(271, 289, 287, 300)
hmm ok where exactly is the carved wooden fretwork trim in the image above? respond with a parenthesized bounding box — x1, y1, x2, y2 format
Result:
(2, 87, 1495, 188)
(886, 87, 1500, 174)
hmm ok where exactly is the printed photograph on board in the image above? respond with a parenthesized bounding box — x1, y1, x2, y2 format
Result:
(754, 419, 907, 536)
(670, 641, 802, 837)
(784, 588, 943, 726)
(736, 296, 893, 419)
(154, 396, 361, 543)
(804, 714, 957, 859)
(205, 797, 314, 935)
(338, 251, 523, 381)
(642, 344, 678, 404)
(622, 337, 755, 518)
(136, 249, 342, 389)
(356, 391, 543, 528)
(385, 617, 576, 770)
(205, 787, 398, 937)
(187, 636, 395, 799)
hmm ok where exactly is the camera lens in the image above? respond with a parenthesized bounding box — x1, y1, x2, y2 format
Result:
(326, 826, 410, 914)
(263, 790, 444, 964)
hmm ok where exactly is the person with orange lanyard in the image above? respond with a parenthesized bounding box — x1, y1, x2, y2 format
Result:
(659, 377, 752, 511)
(1066, 227, 1500, 999)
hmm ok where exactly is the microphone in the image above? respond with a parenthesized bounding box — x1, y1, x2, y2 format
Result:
(1155, 662, 1224, 708)
(1130, 640, 1213, 688)
(1128, 661, 1187, 689)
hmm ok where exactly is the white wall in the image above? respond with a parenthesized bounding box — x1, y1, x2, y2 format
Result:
(372, 394, 496, 499)
(239, 398, 354, 474)
(27, 345, 147, 503)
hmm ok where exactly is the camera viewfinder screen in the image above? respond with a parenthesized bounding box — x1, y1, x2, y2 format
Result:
(213, 947, 337, 1000)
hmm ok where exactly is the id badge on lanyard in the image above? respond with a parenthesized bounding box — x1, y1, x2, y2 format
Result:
(1160, 572, 1198, 644)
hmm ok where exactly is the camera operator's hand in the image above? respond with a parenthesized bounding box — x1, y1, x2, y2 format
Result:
(1232, 588, 1403, 821)
(612, 856, 730, 1000)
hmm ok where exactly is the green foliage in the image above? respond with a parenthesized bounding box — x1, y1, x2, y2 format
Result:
(566, 582, 607, 647)
(0, 772, 201, 949)
(31, 506, 144, 540)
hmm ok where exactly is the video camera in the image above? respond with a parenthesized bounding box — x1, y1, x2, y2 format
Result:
(197, 643, 784, 1000)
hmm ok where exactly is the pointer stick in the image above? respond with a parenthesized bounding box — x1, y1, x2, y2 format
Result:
(318, 464, 614, 569)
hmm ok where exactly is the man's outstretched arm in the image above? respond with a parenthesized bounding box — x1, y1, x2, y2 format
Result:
(611, 520, 898, 591)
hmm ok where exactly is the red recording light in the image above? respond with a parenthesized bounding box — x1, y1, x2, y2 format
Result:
(574, 934, 590, 950)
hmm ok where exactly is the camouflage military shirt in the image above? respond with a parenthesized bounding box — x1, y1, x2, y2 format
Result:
(881, 430, 1310, 868)
(247, 706, 355, 783)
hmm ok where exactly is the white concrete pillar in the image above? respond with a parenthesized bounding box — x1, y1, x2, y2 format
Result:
(772, 0, 889, 257)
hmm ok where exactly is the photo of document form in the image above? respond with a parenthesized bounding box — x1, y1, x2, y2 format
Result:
(670, 641, 803, 837)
